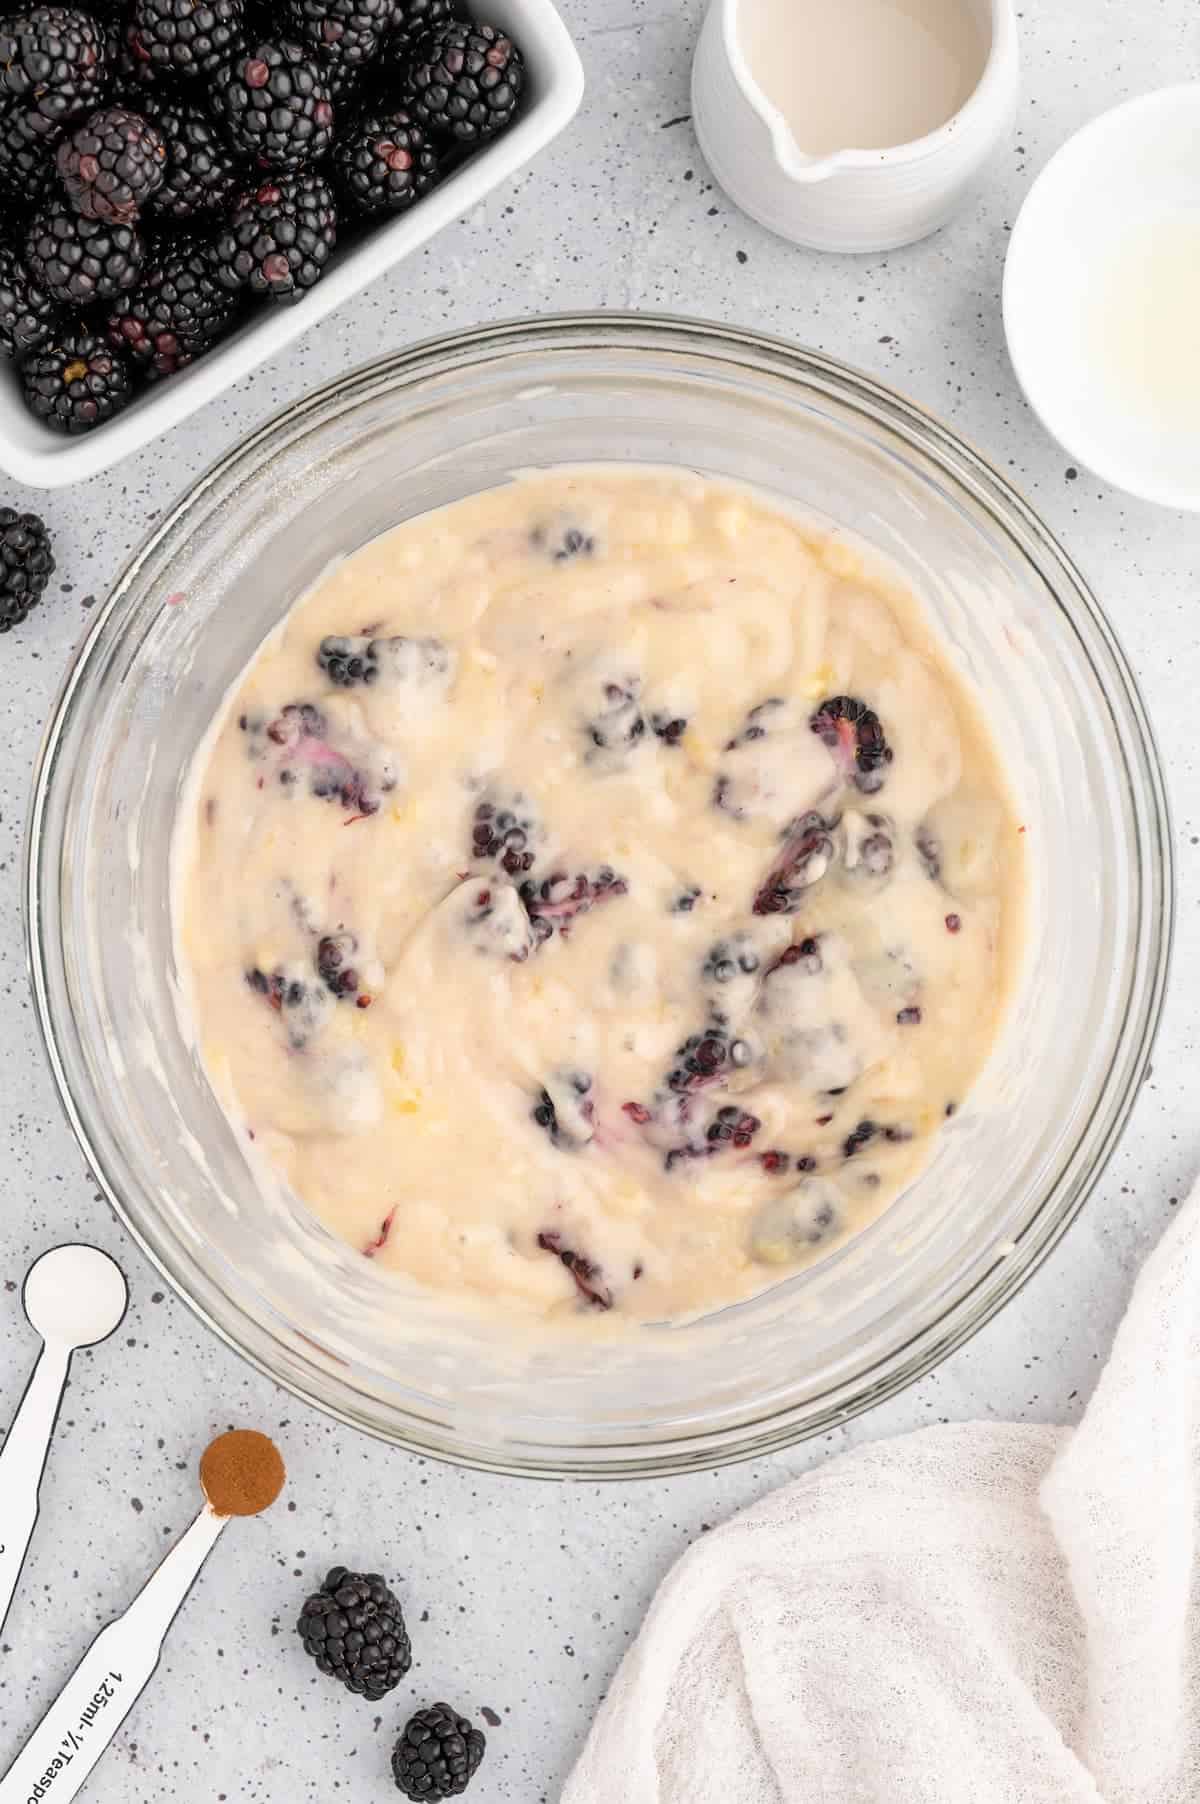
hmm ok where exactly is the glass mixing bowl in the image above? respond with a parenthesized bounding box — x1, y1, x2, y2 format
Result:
(26, 315, 1172, 1478)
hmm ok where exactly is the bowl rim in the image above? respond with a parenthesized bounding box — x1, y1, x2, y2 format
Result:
(25, 310, 1176, 1478)
(1002, 82, 1200, 512)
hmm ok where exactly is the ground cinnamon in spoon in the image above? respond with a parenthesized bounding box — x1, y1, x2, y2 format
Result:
(199, 1429, 286, 1517)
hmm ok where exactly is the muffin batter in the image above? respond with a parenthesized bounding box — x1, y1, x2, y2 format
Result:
(176, 470, 1024, 1325)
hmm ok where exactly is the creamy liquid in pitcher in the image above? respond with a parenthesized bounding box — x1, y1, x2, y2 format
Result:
(739, 0, 988, 156)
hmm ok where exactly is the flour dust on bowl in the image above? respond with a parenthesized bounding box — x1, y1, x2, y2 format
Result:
(27, 316, 1172, 1477)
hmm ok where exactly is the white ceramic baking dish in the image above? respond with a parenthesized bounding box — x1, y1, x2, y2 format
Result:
(0, 0, 583, 490)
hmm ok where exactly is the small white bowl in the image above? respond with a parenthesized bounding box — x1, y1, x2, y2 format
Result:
(0, 0, 583, 490)
(1004, 84, 1200, 511)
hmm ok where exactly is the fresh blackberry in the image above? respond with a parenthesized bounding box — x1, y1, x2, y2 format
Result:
(107, 236, 240, 377)
(105, 19, 162, 107)
(211, 40, 335, 171)
(406, 19, 524, 144)
(810, 694, 892, 791)
(0, 243, 64, 358)
(333, 107, 439, 213)
(0, 109, 61, 216)
(380, 0, 455, 64)
(392, 1703, 486, 1800)
(57, 107, 168, 223)
(285, 0, 393, 64)
(296, 1566, 411, 1699)
(131, 0, 245, 78)
(0, 8, 107, 124)
(146, 98, 245, 219)
(213, 172, 337, 301)
(22, 329, 134, 433)
(26, 200, 144, 304)
(310, 44, 367, 103)
(0, 508, 54, 632)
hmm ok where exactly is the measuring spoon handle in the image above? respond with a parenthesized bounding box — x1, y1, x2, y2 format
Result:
(0, 1340, 71, 1639)
(0, 1508, 226, 1804)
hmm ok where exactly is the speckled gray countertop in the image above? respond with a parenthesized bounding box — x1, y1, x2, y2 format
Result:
(1, 2, 1199, 1799)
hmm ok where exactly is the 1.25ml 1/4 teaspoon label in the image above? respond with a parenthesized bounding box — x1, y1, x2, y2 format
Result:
(22, 1673, 124, 1804)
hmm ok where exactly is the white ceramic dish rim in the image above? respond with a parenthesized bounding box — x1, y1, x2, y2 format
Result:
(721, 0, 1016, 177)
(0, 0, 584, 491)
(1002, 83, 1200, 513)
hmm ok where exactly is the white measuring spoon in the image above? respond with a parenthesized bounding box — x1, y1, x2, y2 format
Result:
(0, 1245, 128, 1639)
(0, 1431, 285, 1804)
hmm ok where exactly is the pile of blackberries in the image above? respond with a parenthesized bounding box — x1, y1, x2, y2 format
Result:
(0, 3, 526, 432)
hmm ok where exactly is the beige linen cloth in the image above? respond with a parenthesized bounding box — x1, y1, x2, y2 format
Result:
(562, 1189, 1200, 1804)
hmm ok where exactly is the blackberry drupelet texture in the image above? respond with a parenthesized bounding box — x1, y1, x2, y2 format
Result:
(213, 172, 337, 301)
(146, 98, 246, 219)
(296, 1566, 412, 1699)
(211, 40, 336, 171)
(57, 106, 168, 222)
(381, 0, 455, 63)
(392, 1703, 486, 1800)
(107, 236, 240, 378)
(0, 108, 61, 215)
(0, 509, 55, 632)
(285, 0, 393, 64)
(0, 243, 64, 358)
(810, 694, 893, 792)
(131, 0, 245, 78)
(25, 199, 144, 304)
(406, 19, 524, 143)
(105, 18, 162, 106)
(0, 7, 107, 124)
(21, 330, 134, 432)
(333, 107, 440, 213)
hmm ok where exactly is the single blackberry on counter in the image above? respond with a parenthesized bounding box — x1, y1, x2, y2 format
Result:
(0, 508, 55, 632)
(26, 199, 144, 304)
(406, 19, 523, 143)
(107, 235, 240, 377)
(211, 40, 335, 171)
(0, 111, 60, 221)
(333, 107, 439, 214)
(57, 106, 168, 222)
(146, 98, 245, 218)
(0, 243, 64, 358)
(285, 0, 393, 64)
(131, 0, 245, 79)
(380, 0, 455, 65)
(213, 171, 336, 301)
(22, 329, 134, 432)
(392, 1704, 485, 1800)
(0, 8, 107, 124)
(296, 1566, 411, 1699)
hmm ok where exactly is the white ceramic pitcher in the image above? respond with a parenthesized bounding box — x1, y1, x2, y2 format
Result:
(691, 0, 1020, 254)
